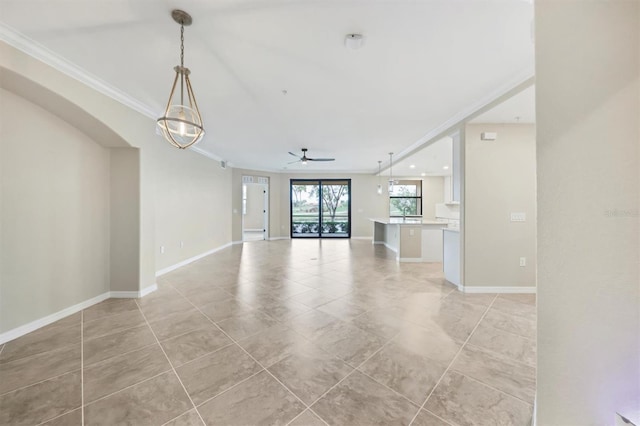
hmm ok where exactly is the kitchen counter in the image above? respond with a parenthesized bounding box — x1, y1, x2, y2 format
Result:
(370, 217, 448, 225)
(370, 218, 446, 262)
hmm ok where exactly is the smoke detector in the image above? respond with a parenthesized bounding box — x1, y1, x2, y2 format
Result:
(344, 34, 365, 49)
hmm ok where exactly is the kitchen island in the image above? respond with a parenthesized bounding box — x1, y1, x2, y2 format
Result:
(370, 218, 447, 262)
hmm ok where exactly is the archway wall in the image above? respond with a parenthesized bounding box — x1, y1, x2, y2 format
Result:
(0, 42, 232, 336)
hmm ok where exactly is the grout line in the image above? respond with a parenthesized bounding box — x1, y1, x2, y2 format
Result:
(83, 369, 173, 407)
(83, 320, 150, 343)
(300, 335, 395, 413)
(407, 294, 499, 426)
(473, 317, 537, 341)
(133, 299, 208, 426)
(191, 369, 265, 409)
(422, 408, 457, 426)
(463, 341, 537, 369)
(171, 285, 324, 424)
(448, 369, 534, 407)
(81, 342, 159, 369)
(0, 339, 81, 368)
(81, 310, 84, 426)
(0, 369, 81, 398)
(35, 408, 82, 426)
(355, 367, 422, 408)
(169, 341, 235, 370)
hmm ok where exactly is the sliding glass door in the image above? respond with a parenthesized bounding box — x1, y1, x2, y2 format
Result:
(291, 179, 351, 238)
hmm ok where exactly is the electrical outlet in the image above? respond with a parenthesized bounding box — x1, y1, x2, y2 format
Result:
(511, 212, 526, 222)
(520, 257, 526, 267)
(160, 246, 165, 254)
(409, 229, 415, 236)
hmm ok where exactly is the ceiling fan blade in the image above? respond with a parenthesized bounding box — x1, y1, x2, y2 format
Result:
(287, 159, 301, 164)
(308, 158, 335, 162)
(288, 152, 300, 158)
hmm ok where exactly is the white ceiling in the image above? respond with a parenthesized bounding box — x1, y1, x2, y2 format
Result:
(387, 137, 453, 178)
(0, 0, 534, 173)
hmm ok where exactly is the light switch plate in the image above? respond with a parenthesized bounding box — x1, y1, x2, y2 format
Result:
(511, 212, 526, 222)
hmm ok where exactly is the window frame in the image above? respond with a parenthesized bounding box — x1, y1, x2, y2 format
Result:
(389, 180, 423, 217)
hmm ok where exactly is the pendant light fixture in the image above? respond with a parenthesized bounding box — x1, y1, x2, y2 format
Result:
(157, 10, 205, 149)
(388, 152, 398, 193)
(377, 160, 383, 195)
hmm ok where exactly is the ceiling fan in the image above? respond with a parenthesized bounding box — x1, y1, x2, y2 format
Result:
(288, 148, 335, 165)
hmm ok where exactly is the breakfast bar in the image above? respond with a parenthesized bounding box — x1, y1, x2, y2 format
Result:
(370, 218, 447, 262)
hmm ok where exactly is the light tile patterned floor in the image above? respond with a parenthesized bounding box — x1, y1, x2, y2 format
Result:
(0, 239, 536, 425)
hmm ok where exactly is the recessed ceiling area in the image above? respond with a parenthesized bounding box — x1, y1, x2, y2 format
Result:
(386, 137, 453, 178)
(0, 0, 534, 172)
(389, 83, 535, 176)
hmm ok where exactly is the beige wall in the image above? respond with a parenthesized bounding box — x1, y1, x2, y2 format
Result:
(464, 123, 536, 288)
(110, 148, 140, 292)
(232, 170, 389, 240)
(422, 177, 445, 219)
(536, 0, 640, 424)
(278, 173, 389, 238)
(154, 144, 232, 271)
(0, 42, 234, 336)
(0, 88, 110, 332)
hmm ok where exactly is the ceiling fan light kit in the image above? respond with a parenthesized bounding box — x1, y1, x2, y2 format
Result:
(388, 152, 398, 193)
(157, 9, 205, 150)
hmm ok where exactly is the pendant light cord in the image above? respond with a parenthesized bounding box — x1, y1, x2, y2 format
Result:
(180, 24, 185, 105)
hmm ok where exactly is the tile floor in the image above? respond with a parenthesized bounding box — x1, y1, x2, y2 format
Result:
(0, 239, 536, 425)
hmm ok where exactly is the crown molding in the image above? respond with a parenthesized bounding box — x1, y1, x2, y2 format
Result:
(0, 22, 231, 164)
(0, 22, 158, 120)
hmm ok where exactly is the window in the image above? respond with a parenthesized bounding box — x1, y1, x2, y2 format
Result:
(290, 179, 351, 238)
(389, 180, 422, 216)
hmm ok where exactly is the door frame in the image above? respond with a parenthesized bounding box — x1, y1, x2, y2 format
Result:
(242, 177, 269, 241)
(290, 178, 351, 239)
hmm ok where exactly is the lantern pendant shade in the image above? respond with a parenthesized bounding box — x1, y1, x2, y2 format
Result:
(157, 10, 205, 150)
(157, 67, 205, 149)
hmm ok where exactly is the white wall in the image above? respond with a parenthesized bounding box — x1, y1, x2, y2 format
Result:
(536, 0, 640, 424)
(464, 123, 537, 288)
(0, 88, 110, 332)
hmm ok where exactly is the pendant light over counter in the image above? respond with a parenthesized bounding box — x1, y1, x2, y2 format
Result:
(157, 10, 205, 150)
(388, 152, 398, 193)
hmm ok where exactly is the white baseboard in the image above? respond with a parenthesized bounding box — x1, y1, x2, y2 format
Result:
(243, 229, 263, 232)
(111, 283, 158, 298)
(0, 292, 109, 345)
(462, 286, 536, 294)
(268, 236, 290, 241)
(351, 236, 373, 240)
(0, 285, 160, 345)
(155, 242, 235, 276)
